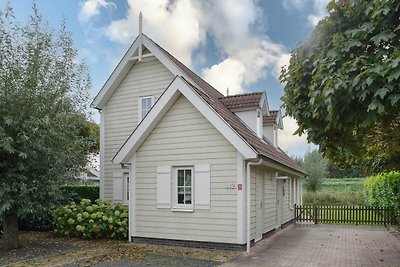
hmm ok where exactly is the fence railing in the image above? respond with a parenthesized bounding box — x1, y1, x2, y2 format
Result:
(294, 204, 393, 225)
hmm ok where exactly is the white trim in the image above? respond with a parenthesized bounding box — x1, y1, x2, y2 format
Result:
(173, 166, 194, 210)
(91, 38, 139, 109)
(237, 152, 245, 244)
(130, 53, 153, 61)
(128, 155, 135, 239)
(113, 76, 257, 164)
(123, 172, 129, 204)
(99, 110, 105, 199)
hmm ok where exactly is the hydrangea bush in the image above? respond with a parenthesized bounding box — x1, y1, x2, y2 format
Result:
(53, 199, 128, 239)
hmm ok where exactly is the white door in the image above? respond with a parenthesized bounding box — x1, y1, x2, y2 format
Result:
(255, 171, 264, 242)
(276, 179, 282, 229)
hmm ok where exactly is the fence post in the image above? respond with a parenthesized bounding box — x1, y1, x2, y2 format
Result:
(314, 205, 318, 224)
(294, 204, 297, 225)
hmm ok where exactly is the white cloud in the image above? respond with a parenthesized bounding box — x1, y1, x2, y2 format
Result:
(279, 116, 317, 157)
(202, 58, 246, 95)
(104, 0, 204, 67)
(89, 0, 289, 95)
(79, 0, 116, 23)
(282, 0, 330, 27)
(199, 0, 289, 94)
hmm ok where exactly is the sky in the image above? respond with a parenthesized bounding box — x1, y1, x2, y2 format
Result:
(6, 0, 328, 157)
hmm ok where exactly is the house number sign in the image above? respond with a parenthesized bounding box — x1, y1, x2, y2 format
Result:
(226, 183, 236, 189)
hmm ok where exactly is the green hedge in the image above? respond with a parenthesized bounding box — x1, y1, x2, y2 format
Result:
(53, 199, 128, 239)
(2, 185, 100, 232)
(61, 185, 99, 203)
(365, 171, 400, 223)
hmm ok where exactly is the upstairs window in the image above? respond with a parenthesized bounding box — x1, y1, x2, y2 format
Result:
(139, 96, 154, 121)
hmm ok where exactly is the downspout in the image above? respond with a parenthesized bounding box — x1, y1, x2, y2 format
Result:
(246, 158, 262, 253)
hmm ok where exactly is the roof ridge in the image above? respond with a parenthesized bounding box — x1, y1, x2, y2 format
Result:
(219, 92, 263, 99)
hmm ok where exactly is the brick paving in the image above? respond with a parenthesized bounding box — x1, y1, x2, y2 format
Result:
(221, 224, 400, 267)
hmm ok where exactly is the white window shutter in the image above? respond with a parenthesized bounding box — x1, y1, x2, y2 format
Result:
(113, 173, 123, 203)
(157, 166, 171, 208)
(195, 164, 210, 209)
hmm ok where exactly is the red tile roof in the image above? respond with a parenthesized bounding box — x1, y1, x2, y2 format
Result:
(147, 36, 304, 175)
(263, 110, 279, 125)
(219, 92, 263, 110)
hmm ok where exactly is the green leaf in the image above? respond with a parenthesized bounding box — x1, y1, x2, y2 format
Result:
(387, 69, 400, 82)
(389, 94, 400, 106)
(365, 77, 374, 86)
(374, 88, 390, 99)
(370, 32, 396, 46)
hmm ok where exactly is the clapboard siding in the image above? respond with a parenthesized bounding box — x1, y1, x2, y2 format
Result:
(282, 178, 293, 224)
(103, 57, 174, 199)
(135, 95, 238, 243)
(264, 171, 277, 233)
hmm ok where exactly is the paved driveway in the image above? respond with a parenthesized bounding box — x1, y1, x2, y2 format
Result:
(222, 224, 400, 267)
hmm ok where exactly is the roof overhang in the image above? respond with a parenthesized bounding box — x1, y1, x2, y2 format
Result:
(113, 76, 257, 164)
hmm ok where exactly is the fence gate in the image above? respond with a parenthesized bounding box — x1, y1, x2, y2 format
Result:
(294, 204, 394, 225)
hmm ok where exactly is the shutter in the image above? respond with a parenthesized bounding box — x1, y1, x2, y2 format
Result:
(195, 164, 210, 209)
(157, 166, 171, 208)
(113, 172, 123, 203)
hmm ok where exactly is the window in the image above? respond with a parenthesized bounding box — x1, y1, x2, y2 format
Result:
(123, 173, 129, 204)
(139, 96, 154, 121)
(174, 167, 194, 209)
(157, 164, 210, 210)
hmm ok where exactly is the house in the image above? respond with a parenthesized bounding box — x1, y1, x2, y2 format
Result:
(77, 154, 100, 185)
(91, 22, 305, 252)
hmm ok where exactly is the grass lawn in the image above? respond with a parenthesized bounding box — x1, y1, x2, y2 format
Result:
(303, 177, 367, 206)
(321, 178, 366, 193)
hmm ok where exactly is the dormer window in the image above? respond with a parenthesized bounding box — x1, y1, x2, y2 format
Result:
(139, 96, 154, 121)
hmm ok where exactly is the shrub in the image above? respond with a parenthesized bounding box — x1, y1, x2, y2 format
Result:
(19, 206, 54, 231)
(365, 171, 400, 223)
(61, 185, 99, 203)
(53, 199, 128, 239)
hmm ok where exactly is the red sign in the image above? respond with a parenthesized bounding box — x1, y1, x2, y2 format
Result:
(237, 184, 243, 190)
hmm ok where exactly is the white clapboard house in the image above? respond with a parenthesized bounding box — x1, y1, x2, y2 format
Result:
(91, 19, 305, 251)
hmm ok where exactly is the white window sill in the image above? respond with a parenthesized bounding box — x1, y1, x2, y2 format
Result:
(171, 208, 194, 213)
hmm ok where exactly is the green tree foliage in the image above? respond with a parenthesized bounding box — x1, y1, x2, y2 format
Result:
(0, 5, 91, 249)
(302, 150, 329, 191)
(280, 0, 400, 173)
(365, 171, 400, 223)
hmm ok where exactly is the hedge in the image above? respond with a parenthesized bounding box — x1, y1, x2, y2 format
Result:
(365, 171, 400, 223)
(61, 185, 99, 203)
(0, 185, 100, 233)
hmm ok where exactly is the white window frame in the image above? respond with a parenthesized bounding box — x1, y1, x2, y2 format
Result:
(173, 166, 194, 211)
(123, 173, 129, 204)
(138, 96, 154, 121)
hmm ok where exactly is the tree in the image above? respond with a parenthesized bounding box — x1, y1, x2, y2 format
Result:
(0, 5, 91, 249)
(302, 150, 328, 192)
(280, 0, 400, 173)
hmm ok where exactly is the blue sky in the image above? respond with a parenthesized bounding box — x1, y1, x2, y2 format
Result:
(7, 0, 327, 157)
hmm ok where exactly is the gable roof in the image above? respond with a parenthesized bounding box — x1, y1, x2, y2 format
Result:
(263, 110, 283, 129)
(99, 34, 304, 175)
(263, 110, 278, 124)
(219, 92, 269, 115)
